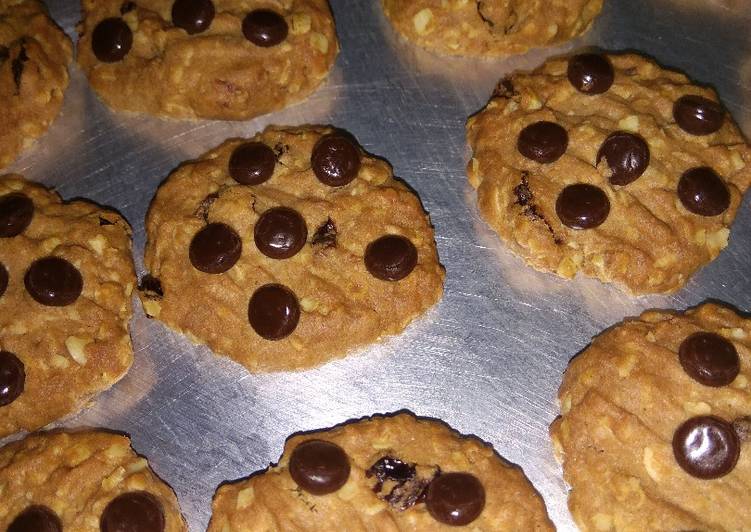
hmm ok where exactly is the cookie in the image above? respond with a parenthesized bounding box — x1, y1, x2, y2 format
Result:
(550, 303, 751, 530)
(140, 125, 444, 372)
(466, 53, 751, 294)
(76, 0, 338, 120)
(0, 175, 135, 437)
(381, 0, 603, 57)
(209, 412, 554, 530)
(0, 430, 186, 531)
(0, 0, 72, 169)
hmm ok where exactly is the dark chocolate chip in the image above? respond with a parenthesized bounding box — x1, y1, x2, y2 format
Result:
(242, 10, 288, 47)
(247, 284, 299, 340)
(678, 167, 730, 217)
(364, 235, 418, 281)
(24, 257, 83, 307)
(100, 491, 165, 532)
(567, 53, 614, 95)
(674, 95, 724, 136)
(0, 262, 7, 298)
(189, 223, 242, 274)
(311, 134, 361, 187)
(92, 18, 133, 63)
(311, 218, 337, 248)
(8, 505, 61, 532)
(0, 192, 34, 237)
(0, 351, 24, 407)
(679, 332, 739, 387)
(517, 121, 568, 164)
(228, 142, 276, 185)
(367, 456, 416, 488)
(172, 0, 214, 34)
(138, 274, 163, 298)
(289, 440, 350, 495)
(12, 43, 28, 93)
(596, 131, 650, 185)
(426, 472, 485, 526)
(673, 416, 739, 479)
(254, 207, 307, 259)
(555, 184, 610, 229)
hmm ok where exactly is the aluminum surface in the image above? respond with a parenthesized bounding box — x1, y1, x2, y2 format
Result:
(6, 0, 751, 529)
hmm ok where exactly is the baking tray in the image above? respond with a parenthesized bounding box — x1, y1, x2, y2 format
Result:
(5, 0, 751, 529)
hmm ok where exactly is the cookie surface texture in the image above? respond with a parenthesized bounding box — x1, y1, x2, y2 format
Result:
(0, 430, 186, 530)
(209, 412, 554, 531)
(0, 175, 135, 437)
(76, 0, 338, 120)
(550, 303, 751, 531)
(381, 0, 603, 56)
(0, 0, 72, 168)
(466, 53, 751, 294)
(141, 125, 444, 372)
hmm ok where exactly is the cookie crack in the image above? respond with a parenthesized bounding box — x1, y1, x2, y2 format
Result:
(12, 40, 28, 94)
(513, 172, 562, 244)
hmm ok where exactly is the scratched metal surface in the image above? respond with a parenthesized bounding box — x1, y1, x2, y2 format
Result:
(4, 0, 750, 529)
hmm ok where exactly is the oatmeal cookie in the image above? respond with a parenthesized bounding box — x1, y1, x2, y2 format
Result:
(209, 412, 554, 531)
(140, 125, 444, 372)
(466, 52, 751, 294)
(0, 0, 72, 168)
(550, 303, 751, 530)
(381, 0, 603, 57)
(0, 175, 135, 437)
(0, 430, 186, 531)
(76, 0, 338, 120)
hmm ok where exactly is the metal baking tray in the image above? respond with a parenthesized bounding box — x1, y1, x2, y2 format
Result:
(6, 0, 751, 529)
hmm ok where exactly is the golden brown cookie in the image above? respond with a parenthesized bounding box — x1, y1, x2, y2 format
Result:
(550, 303, 751, 531)
(381, 0, 603, 57)
(141, 125, 444, 372)
(76, 0, 338, 120)
(466, 53, 751, 295)
(0, 0, 72, 169)
(0, 430, 186, 530)
(209, 412, 554, 531)
(0, 175, 136, 437)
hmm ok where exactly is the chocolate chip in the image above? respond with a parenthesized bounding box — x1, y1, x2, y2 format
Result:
(311, 218, 337, 248)
(172, 0, 214, 34)
(364, 235, 418, 281)
(100, 491, 165, 532)
(242, 10, 288, 47)
(567, 53, 614, 95)
(673, 416, 739, 479)
(517, 121, 568, 164)
(138, 274, 163, 298)
(678, 167, 730, 217)
(8, 505, 61, 532)
(0, 262, 7, 298)
(0, 192, 34, 237)
(0, 351, 24, 407)
(367, 456, 416, 488)
(289, 440, 350, 495)
(679, 332, 739, 387)
(311, 134, 362, 187)
(596, 131, 650, 185)
(425, 472, 485, 526)
(24, 257, 83, 306)
(254, 207, 307, 259)
(674, 95, 724, 136)
(12, 43, 28, 93)
(189, 223, 242, 274)
(248, 284, 299, 340)
(92, 18, 133, 63)
(555, 184, 610, 229)
(228, 142, 276, 185)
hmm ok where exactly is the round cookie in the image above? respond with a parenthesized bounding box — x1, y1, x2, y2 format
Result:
(140, 125, 444, 372)
(381, 0, 603, 57)
(76, 0, 339, 120)
(466, 53, 751, 294)
(0, 430, 186, 530)
(550, 303, 751, 530)
(209, 412, 554, 530)
(0, 0, 72, 169)
(0, 175, 136, 437)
